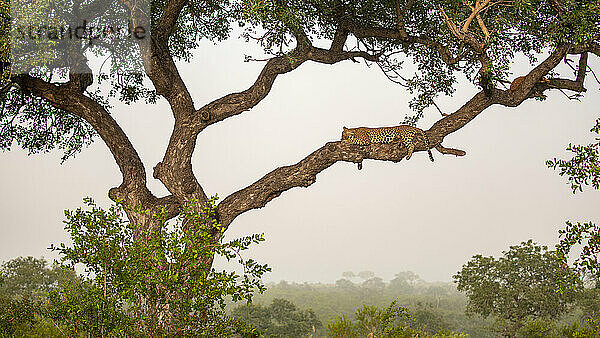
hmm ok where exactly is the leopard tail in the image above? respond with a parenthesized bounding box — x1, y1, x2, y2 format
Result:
(421, 130, 434, 162)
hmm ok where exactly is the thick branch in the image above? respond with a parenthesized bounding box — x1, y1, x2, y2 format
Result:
(153, 27, 378, 204)
(120, 0, 207, 205)
(331, 27, 349, 52)
(14, 75, 157, 210)
(217, 90, 494, 227)
(546, 53, 588, 93)
(461, 0, 491, 36)
(192, 34, 379, 128)
(394, 0, 415, 39)
(492, 44, 572, 106)
(217, 43, 591, 227)
(194, 46, 310, 129)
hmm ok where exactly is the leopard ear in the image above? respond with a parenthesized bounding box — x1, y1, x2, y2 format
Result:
(343, 126, 348, 130)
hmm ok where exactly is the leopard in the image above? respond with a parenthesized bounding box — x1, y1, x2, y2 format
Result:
(341, 125, 434, 162)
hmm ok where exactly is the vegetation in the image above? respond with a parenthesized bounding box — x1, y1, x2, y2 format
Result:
(327, 301, 467, 338)
(2, 0, 600, 335)
(2, 0, 600, 325)
(234, 273, 493, 337)
(548, 118, 600, 285)
(454, 240, 580, 337)
(0, 256, 77, 300)
(0, 198, 269, 336)
(3, 255, 600, 336)
(231, 298, 322, 337)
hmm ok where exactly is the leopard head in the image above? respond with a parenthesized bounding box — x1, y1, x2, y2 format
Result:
(341, 126, 354, 143)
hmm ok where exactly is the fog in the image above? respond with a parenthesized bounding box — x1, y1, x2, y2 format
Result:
(1, 37, 599, 283)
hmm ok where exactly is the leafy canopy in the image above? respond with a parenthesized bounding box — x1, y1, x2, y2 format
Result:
(1, 0, 599, 159)
(453, 240, 580, 336)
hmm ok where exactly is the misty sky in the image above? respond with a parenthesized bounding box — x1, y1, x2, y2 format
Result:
(1, 37, 599, 283)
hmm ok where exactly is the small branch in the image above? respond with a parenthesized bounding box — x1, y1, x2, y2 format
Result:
(436, 145, 466, 156)
(438, 5, 463, 39)
(557, 88, 583, 101)
(587, 65, 600, 85)
(394, 0, 415, 39)
(461, 0, 491, 36)
(49, 317, 67, 337)
(432, 101, 449, 117)
(337, 15, 468, 68)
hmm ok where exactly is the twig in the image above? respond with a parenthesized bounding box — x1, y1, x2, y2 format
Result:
(431, 101, 449, 116)
(49, 317, 68, 337)
(587, 65, 600, 85)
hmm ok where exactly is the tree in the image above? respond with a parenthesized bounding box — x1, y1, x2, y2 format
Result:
(362, 276, 386, 292)
(2, 0, 600, 322)
(357, 270, 376, 280)
(327, 300, 466, 337)
(231, 298, 322, 337)
(342, 271, 356, 279)
(411, 307, 452, 334)
(389, 271, 423, 293)
(45, 197, 268, 335)
(0, 256, 77, 300)
(453, 240, 580, 337)
(0, 295, 37, 336)
(335, 278, 356, 289)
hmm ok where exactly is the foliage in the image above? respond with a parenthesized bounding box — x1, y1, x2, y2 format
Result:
(231, 298, 322, 337)
(388, 271, 424, 294)
(0, 295, 37, 336)
(0, 90, 98, 163)
(240, 0, 600, 118)
(0, 257, 79, 336)
(0, 256, 77, 300)
(1, 0, 599, 158)
(453, 240, 580, 337)
(516, 316, 600, 337)
(556, 221, 600, 285)
(244, 273, 493, 337)
(547, 119, 600, 193)
(576, 288, 600, 321)
(357, 270, 376, 280)
(411, 306, 452, 334)
(327, 301, 467, 337)
(548, 118, 600, 284)
(45, 196, 269, 336)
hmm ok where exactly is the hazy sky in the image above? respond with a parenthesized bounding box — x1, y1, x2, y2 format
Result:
(1, 37, 599, 283)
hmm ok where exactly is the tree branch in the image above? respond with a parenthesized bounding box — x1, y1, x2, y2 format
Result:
(191, 29, 378, 128)
(492, 44, 572, 106)
(217, 90, 494, 227)
(193, 46, 309, 129)
(436, 145, 467, 156)
(338, 16, 469, 67)
(394, 0, 415, 39)
(217, 43, 593, 227)
(13, 75, 163, 219)
(120, 0, 209, 205)
(546, 53, 588, 93)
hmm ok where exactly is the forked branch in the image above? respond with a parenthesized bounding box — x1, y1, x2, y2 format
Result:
(217, 42, 591, 227)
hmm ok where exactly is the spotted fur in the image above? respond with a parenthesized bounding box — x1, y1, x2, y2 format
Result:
(341, 125, 434, 162)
